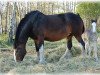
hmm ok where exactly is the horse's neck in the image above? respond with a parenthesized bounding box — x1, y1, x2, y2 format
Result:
(18, 27, 29, 46)
(18, 37, 28, 50)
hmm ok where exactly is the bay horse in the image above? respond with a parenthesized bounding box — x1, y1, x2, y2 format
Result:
(85, 20, 98, 61)
(13, 10, 85, 64)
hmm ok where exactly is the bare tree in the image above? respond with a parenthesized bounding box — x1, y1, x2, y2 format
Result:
(0, 2, 6, 34)
(8, 2, 16, 43)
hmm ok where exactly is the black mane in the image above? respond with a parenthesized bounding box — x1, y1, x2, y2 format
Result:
(14, 10, 41, 49)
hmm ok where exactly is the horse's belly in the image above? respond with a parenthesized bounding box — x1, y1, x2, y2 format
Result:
(44, 33, 66, 41)
(44, 26, 71, 41)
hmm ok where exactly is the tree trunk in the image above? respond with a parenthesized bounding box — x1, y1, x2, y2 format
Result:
(5, 2, 9, 34)
(0, 14, 2, 34)
(9, 2, 16, 43)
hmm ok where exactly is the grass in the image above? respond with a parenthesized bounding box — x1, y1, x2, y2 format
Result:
(0, 34, 100, 74)
(0, 34, 12, 48)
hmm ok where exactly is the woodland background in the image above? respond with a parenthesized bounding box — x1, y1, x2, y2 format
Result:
(0, 1, 100, 44)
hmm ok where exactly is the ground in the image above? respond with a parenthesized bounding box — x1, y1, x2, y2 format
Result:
(0, 34, 100, 75)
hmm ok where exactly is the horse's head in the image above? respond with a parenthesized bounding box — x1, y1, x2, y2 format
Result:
(13, 10, 41, 62)
(91, 19, 97, 33)
(14, 44, 26, 62)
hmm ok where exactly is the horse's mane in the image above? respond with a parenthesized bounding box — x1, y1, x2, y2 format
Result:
(14, 10, 42, 49)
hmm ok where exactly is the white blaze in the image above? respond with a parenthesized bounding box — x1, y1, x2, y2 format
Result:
(92, 22, 96, 33)
(14, 50, 16, 62)
(39, 45, 45, 63)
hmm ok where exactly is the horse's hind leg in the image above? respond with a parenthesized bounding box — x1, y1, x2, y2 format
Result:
(75, 36, 85, 57)
(60, 36, 72, 60)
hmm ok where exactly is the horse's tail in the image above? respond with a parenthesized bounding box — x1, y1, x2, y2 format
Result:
(77, 13, 85, 34)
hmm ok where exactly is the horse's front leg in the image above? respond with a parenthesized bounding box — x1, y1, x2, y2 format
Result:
(34, 38, 46, 64)
(34, 40, 40, 62)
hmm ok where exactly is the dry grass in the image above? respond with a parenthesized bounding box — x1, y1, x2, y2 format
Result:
(0, 37, 100, 75)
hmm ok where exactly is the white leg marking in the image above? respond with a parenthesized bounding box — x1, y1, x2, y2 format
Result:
(14, 50, 16, 62)
(39, 45, 45, 64)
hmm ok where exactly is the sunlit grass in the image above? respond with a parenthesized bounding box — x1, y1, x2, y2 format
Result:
(0, 34, 11, 48)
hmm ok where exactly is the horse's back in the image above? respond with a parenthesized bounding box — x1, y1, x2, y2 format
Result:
(42, 13, 84, 41)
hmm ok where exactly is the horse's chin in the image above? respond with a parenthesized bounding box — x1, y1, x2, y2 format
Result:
(15, 57, 24, 62)
(16, 60, 22, 63)
(14, 57, 23, 63)
(14, 50, 24, 63)
(14, 58, 23, 63)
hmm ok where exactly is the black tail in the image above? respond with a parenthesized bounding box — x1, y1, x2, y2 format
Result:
(77, 13, 85, 34)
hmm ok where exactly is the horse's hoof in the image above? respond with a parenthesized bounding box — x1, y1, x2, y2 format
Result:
(15, 60, 22, 63)
(39, 60, 47, 65)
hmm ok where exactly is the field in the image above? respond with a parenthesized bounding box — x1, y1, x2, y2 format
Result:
(0, 34, 100, 75)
